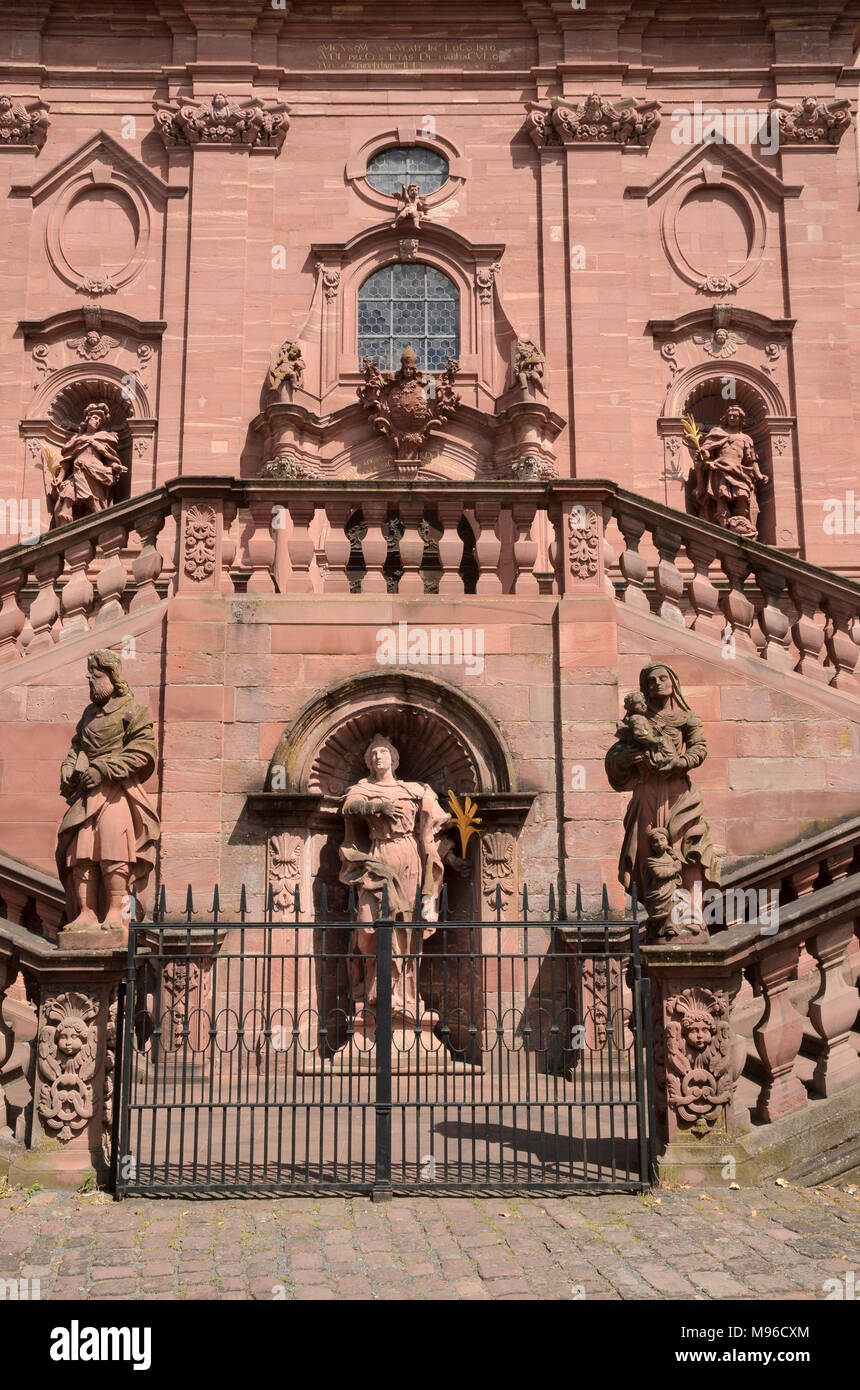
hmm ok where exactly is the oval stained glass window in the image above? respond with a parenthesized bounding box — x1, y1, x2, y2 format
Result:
(366, 145, 449, 197)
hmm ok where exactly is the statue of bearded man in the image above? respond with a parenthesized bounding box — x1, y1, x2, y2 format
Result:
(338, 734, 451, 1037)
(56, 650, 160, 938)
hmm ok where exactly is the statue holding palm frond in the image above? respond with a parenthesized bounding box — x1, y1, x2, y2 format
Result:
(683, 405, 767, 539)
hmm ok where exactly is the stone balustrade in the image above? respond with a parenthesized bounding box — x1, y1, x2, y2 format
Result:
(0, 490, 170, 668)
(722, 813, 860, 907)
(0, 851, 66, 941)
(642, 873, 860, 1183)
(1, 477, 858, 696)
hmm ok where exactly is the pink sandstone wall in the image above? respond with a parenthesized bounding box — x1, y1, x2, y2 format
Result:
(0, 2, 858, 572)
(1, 591, 859, 920)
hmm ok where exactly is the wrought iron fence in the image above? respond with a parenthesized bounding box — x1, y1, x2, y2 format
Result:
(115, 884, 656, 1198)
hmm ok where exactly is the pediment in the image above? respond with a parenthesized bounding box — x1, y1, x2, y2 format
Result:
(10, 129, 184, 206)
(625, 139, 802, 205)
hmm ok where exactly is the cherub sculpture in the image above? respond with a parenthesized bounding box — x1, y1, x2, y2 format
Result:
(267, 340, 306, 394)
(393, 182, 428, 230)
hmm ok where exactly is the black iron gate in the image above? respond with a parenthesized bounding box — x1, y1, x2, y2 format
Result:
(115, 895, 656, 1197)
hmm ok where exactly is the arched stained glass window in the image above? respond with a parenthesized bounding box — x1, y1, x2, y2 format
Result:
(366, 145, 449, 196)
(357, 263, 459, 373)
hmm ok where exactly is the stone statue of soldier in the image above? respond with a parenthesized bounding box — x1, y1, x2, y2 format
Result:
(56, 650, 160, 939)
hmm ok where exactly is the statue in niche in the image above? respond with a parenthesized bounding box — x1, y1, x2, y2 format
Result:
(56, 651, 160, 939)
(605, 664, 720, 942)
(49, 401, 127, 529)
(687, 405, 767, 540)
(393, 182, 428, 230)
(337, 734, 466, 1056)
(513, 338, 547, 394)
(267, 340, 306, 396)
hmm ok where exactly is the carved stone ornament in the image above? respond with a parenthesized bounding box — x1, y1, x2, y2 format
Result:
(694, 327, 740, 359)
(261, 454, 316, 480)
(568, 507, 600, 578)
(315, 262, 341, 301)
(762, 342, 784, 376)
(664, 986, 733, 1135)
(101, 989, 117, 1162)
(392, 182, 429, 229)
(510, 454, 557, 480)
(37, 990, 99, 1142)
(183, 503, 217, 581)
(154, 93, 290, 151)
(475, 263, 500, 304)
(512, 338, 547, 394)
(481, 831, 515, 911)
(0, 94, 49, 149)
(770, 95, 852, 146)
(698, 273, 737, 296)
(66, 330, 119, 361)
(357, 346, 461, 476)
(267, 340, 306, 394)
(270, 832, 302, 915)
(399, 237, 419, 261)
(527, 94, 661, 149)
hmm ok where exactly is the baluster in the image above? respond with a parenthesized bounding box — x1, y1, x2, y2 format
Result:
(360, 499, 388, 594)
(824, 596, 860, 692)
(719, 552, 756, 655)
(59, 537, 95, 636)
(653, 525, 684, 625)
(807, 921, 860, 1096)
(246, 500, 276, 593)
(511, 500, 538, 595)
(0, 570, 27, 665)
(322, 499, 352, 593)
(473, 499, 502, 595)
(615, 510, 650, 611)
(685, 537, 723, 639)
(284, 500, 315, 594)
(94, 521, 130, 624)
(27, 552, 63, 652)
(751, 564, 792, 669)
(788, 581, 829, 682)
(436, 497, 465, 596)
(130, 511, 165, 611)
(753, 943, 807, 1122)
(396, 500, 425, 596)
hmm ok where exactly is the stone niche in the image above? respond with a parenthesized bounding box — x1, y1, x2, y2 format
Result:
(245, 672, 534, 1061)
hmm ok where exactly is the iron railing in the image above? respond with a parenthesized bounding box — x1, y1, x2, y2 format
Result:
(116, 884, 655, 1198)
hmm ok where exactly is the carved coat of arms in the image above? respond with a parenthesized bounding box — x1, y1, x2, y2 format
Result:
(358, 346, 461, 477)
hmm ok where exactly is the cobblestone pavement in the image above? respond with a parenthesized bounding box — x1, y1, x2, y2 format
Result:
(1, 1182, 858, 1301)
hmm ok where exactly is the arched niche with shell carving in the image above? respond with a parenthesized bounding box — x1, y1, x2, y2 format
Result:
(659, 359, 797, 551)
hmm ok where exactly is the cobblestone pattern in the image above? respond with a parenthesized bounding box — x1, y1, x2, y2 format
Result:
(0, 1184, 858, 1301)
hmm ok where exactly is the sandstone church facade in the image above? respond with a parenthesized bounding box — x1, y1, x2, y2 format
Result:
(0, 0, 858, 1191)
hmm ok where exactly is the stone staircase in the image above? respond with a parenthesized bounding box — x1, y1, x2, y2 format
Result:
(0, 476, 858, 699)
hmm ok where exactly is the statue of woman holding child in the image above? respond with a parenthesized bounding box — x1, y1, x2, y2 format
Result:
(605, 663, 720, 941)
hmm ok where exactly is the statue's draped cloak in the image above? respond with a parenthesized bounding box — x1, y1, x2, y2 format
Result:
(339, 777, 448, 918)
(605, 705, 720, 901)
(56, 692, 160, 907)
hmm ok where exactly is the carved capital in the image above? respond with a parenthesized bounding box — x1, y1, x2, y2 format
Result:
(153, 95, 290, 152)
